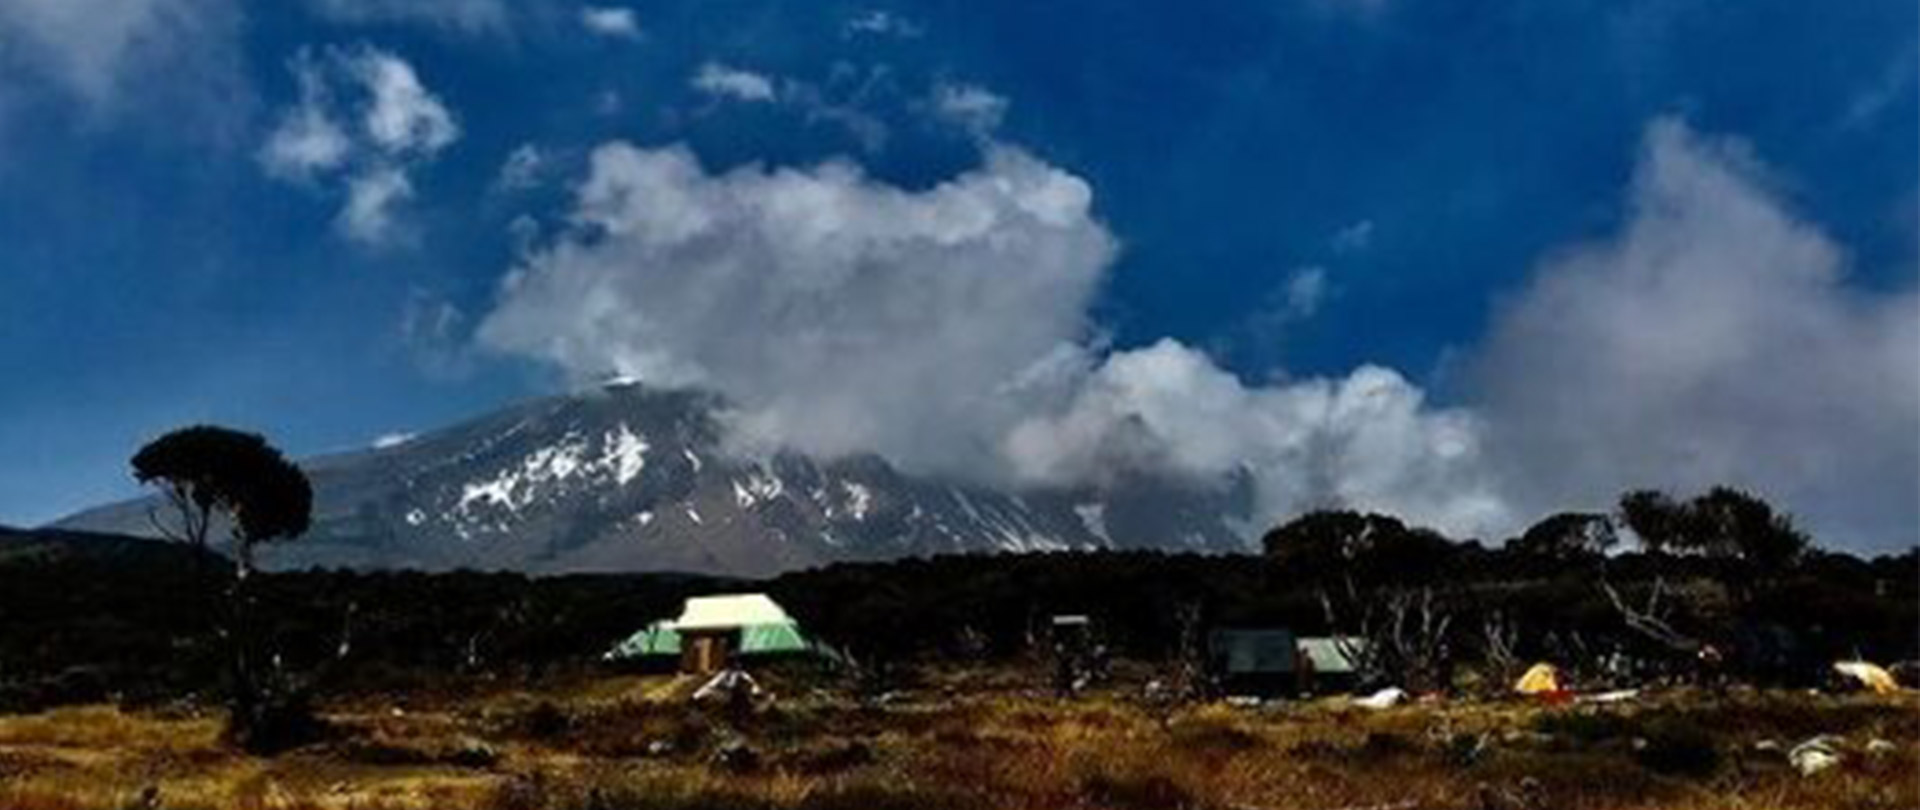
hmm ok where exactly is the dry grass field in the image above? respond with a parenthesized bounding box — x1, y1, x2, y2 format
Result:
(0, 668, 1913, 810)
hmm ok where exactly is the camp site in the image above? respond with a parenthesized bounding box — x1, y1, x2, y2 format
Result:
(3, 0, 1917, 807)
(1, 514, 1916, 810)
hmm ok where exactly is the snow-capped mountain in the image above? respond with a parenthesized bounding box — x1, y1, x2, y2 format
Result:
(53, 382, 1255, 576)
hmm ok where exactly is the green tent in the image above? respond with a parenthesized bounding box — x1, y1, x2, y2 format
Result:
(603, 593, 835, 662)
(606, 620, 681, 658)
(740, 622, 813, 653)
(604, 621, 818, 660)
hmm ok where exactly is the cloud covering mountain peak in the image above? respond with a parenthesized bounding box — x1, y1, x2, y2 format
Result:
(480, 142, 1114, 482)
(477, 139, 1516, 539)
(478, 117, 1917, 551)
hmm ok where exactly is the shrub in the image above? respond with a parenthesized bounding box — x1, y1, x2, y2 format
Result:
(521, 701, 572, 739)
(1288, 731, 1418, 765)
(1635, 718, 1720, 777)
(782, 738, 875, 775)
(336, 739, 436, 766)
(797, 782, 977, 810)
(225, 688, 325, 755)
(1080, 768, 1200, 810)
(1436, 732, 1486, 767)
(1531, 709, 1635, 744)
(1168, 718, 1263, 755)
(1361, 730, 1420, 759)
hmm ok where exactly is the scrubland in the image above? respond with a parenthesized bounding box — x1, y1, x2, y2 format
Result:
(0, 667, 1912, 810)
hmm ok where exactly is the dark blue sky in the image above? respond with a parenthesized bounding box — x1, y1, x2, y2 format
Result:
(0, 0, 1913, 536)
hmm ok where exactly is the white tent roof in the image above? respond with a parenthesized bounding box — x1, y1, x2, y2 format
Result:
(671, 593, 794, 631)
(1299, 636, 1366, 674)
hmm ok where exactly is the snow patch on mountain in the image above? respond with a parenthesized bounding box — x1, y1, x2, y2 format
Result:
(457, 432, 591, 513)
(1074, 502, 1109, 543)
(600, 423, 649, 484)
(373, 432, 415, 449)
(732, 467, 785, 508)
(842, 482, 873, 521)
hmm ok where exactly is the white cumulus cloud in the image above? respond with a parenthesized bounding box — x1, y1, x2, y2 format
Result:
(338, 165, 414, 244)
(480, 142, 1115, 476)
(1004, 341, 1510, 537)
(259, 46, 460, 247)
(259, 64, 351, 181)
(579, 6, 640, 39)
(349, 51, 459, 155)
(691, 62, 777, 103)
(932, 82, 1008, 139)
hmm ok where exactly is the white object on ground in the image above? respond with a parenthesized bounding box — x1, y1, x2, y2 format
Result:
(1354, 687, 1406, 709)
(1789, 736, 1843, 776)
(693, 668, 762, 702)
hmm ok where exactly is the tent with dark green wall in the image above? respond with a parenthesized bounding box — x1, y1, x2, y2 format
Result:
(604, 593, 836, 668)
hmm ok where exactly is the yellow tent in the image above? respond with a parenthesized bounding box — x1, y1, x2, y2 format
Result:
(1833, 661, 1899, 695)
(1515, 662, 1560, 694)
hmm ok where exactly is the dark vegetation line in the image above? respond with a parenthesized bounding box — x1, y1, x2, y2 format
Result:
(1, 425, 1913, 752)
(2, 503, 1913, 713)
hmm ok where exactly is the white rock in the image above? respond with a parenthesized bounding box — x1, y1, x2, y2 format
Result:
(1790, 738, 1842, 776)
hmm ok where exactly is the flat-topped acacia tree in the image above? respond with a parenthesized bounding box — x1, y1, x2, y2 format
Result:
(133, 425, 311, 578)
(132, 425, 312, 751)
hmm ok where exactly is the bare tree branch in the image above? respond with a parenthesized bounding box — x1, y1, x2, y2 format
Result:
(1602, 576, 1701, 654)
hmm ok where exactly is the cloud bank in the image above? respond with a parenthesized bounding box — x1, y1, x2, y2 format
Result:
(476, 140, 1510, 538)
(1476, 119, 1919, 550)
(477, 117, 1916, 549)
(1003, 342, 1509, 536)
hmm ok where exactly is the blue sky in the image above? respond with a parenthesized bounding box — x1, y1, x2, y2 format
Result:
(1, 0, 1914, 551)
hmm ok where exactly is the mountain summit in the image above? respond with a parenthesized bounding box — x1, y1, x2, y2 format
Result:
(55, 382, 1254, 576)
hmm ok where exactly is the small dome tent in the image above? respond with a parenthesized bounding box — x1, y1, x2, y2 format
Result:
(1515, 663, 1561, 695)
(1833, 660, 1900, 695)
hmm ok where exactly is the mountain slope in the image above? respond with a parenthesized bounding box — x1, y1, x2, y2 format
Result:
(54, 382, 1255, 576)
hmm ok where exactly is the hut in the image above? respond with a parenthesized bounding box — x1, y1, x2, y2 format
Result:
(604, 593, 832, 673)
(1297, 636, 1367, 694)
(1207, 628, 1299, 699)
